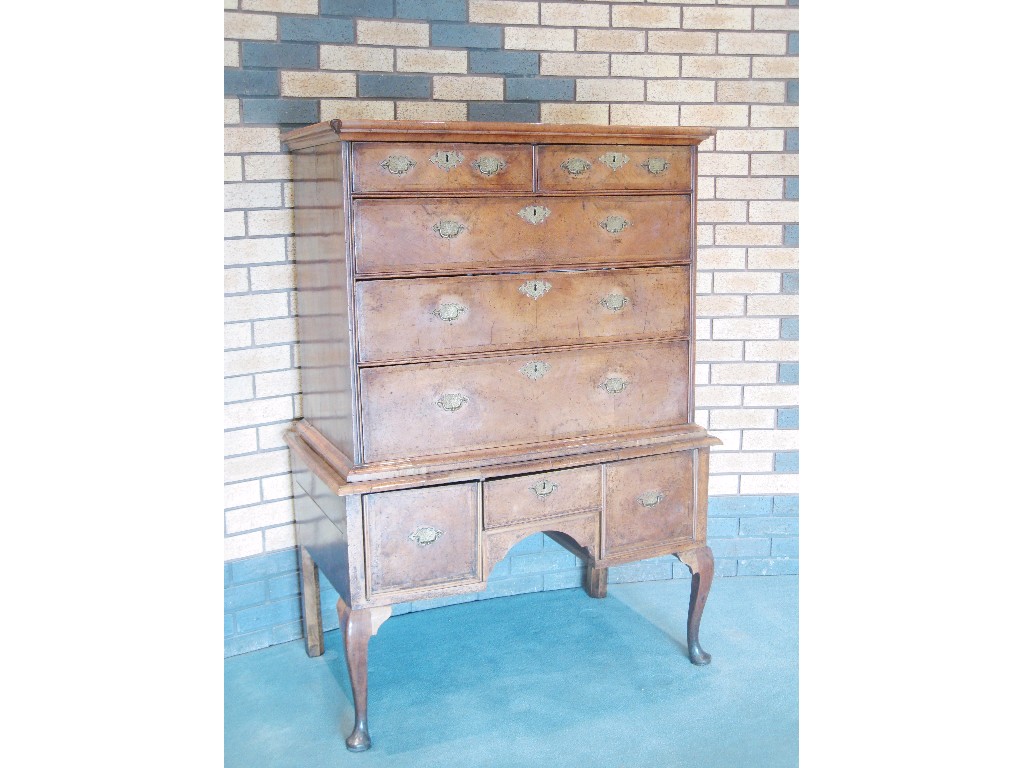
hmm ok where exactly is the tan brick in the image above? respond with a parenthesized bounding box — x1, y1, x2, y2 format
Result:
(505, 26, 575, 51)
(611, 54, 678, 77)
(225, 126, 280, 154)
(743, 429, 799, 451)
(541, 2, 608, 26)
(719, 0, 788, 5)
(695, 317, 710, 338)
(541, 103, 609, 124)
(696, 340, 744, 361)
(225, 98, 240, 125)
(280, 71, 356, 98)
(283, 182, 294, 208)
(709, 408, 776, 430)
(224, 293, 290, 322)
(647, 79, 714, 102)
(225, 182, 281, 210)
(255, 369, 301, 398)
(708, 475, 739, 495)
(225, 322, 252, 349)
(697, 248, 745, 270)
(250, 264, 296, 291)
(683, 7, 751, 30)
(397, 48, 468, 73)
(718, 80, 786, 103)
(715, 271, 780, 294)
(224, 532, 263, 560)
(225, 480, 261, 510)
(697, 201, 747, 223)
(696, 295, 744, 316)
(697, 176, 714, 200)
(225, 499, 294, 535)
(717, 177, 783, 199)
(693, 408, 709, 428)
(711, 362, 777, 384)
(225, 0, 238, 8)
(244, 154, 291, 181)
(241, 0, 316, 12)
(745, 340, 798, 361)
(711, 430, 742, 451)
(719, 32, 787, 55)
(680, 55, 749, 78)
(225, 376, 254, 407)
(433, 75, 504, 100)
(225, 212, 245, 238)
(225, 40, 240, 67)
(754, 8, 799, 30)
(254, 318, 299, 346)
(577, 78, 644, 102)
(696, 224, 714, 246)
(261, 474, 294, 501)
(710, 452, 774, 473)
(224, 396, 294, 430)
(751, 105, 799, 127)
(320, 99, 396, 119)
(610, 104, 678, 126)
(320, 45, 394, 72)
(224, 237, 286, 265)
(264, 524, 298, 552)
(752, 56, 799, 79)
(715, 129, 783, 152)
(694, 385, 742, 407)
(469, 0, 539, 24)
(224, 449, 290, 483)
(612, 4, 679, 28)
(679, 105, 749, 128)
(747, 248, 798, 270)
(396, 100, 469, 121)
(577, 28, 644, 52)
(712, 317, 778, 339)
(258, 422, 294, 449)
(741, 474, 798, 495)
(750, 153, 798, 176)
(694, 363, 710, 384)
(697, 152, 748, 176)
(357, 20, 429, 47)
(648, 31, 716, 54)
(541, 53, 609, 76)
(225, 346, 292, 377)
(747, 295, 798, 316)
(715, 224, 781, 246)
(224, 11, 277, 40)
(749, 200, 798, 222)
(695, 271, 712, 293)
(247, 209, 294, 236)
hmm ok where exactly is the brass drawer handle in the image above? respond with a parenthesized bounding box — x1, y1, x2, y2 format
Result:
(597, 151, 629, 171)
(599, 293, 629, 312)
(471, 156, 507, 177)
(409, 526, 444, 546)
(431, 303, 467, 322)
(520, 360, 550, 380)
(436, 393, 468, 412)
(641, 157, 670, 175)
(600, 215, 630, 234)
(432, 220, 466, 239)
(637, 491, 665, 508)
(600, 376, 628, 395)
(380, 154, 416, 176)
(560, 157, 592, 177)
(531, 479, 559, 498)
(518, 205, 551, 225)
(430, 149, 463, 171)
(519, 279, 552, 300)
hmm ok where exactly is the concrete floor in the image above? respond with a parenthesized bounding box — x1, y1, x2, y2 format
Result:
(225, 575, 798, 767)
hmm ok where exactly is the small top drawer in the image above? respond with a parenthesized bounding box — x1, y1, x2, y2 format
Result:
(352, 142, 533, 193)
(537, 145, 692, 192)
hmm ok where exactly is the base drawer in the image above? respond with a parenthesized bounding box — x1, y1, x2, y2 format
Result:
(484, 465, 601, 529)
(603, 452, 694, 557)
(364, 483, 480, 597)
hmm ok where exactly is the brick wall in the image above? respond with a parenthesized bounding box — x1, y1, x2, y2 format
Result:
(224, 0, 799, 657)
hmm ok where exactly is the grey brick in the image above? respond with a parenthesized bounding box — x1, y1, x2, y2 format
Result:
(783, 223, 799, 246)
(266, 571, 300, 600)
(242, 98, 319, 125)
(609, 558, 674, 584)
(241, 42, 318, 69)
(706, 536, 772, 558)
(229, 549, 298, 583)
(235, 597, 301, 633)
(396, 0, 467, 22)
(271, 620, 303, 645)
(787, 32, 799, 55)
(358, 73, 432, 98)
(708, 517, 739, 538)
(322, 0, 395, 18)
(225, 69, 279, 97)
(469, 50, 538, 75)
(224, 614, 234, 637)
(224, 563, 232, 588)
(281, 16, 355, 43)
(737, 557, 798, 576)
(431, 22, 502, 49)
(709, 495, 773, 517)
(781, 316, 799, 339)
(224, 582, 265, 612)
(784, 128, 799, 152)
(787, 0, 799, 6)
(777, 407, 798, 429)
(786, 79, 798, 104)
(505, 77, 574, 102)
(779, 362, 799, 384)
(673, 558, 738, 578)
(781, 270, 799, 294)
(479, 574, 544, 599)
(773, 495, 799, 515)
(468, 101, 540, 122)
(740, 516, 799, 537)
(771, 538, 799, 558)
(543, 569, 585, 591)
(510, 550, 577, 575)
(508, 533, 545, 555)
(225, 628, 274, 657)
(784, 176, 799, 199)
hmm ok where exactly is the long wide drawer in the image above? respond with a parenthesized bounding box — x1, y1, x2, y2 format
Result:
(355, 266, 690, 363)
(359, 340, 690, 463)
(352, 195, 690, 276)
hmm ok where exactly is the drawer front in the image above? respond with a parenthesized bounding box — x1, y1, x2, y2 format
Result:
(353, 195, 690, 276)
(355, 266, 690, 363)
(603, 452, 695, 556)
(360, 340, 689, 463)
(484, 465, 602, 529)
(364, 483, 480, 596)
(537, 145, 692, 192)
(352, 142, 533, 193)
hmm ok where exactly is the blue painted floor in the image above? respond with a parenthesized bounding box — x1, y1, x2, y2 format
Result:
(225, 576, 798, 767)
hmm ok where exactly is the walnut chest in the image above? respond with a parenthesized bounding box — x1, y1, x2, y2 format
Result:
(282, 119, 720, 752)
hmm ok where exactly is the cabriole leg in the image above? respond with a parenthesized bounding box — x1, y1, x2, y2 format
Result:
(676, 546, 714, 666)
(584, 564, 608, 598)
(337, 600, 392, 752)
(299, 546, 324, 657)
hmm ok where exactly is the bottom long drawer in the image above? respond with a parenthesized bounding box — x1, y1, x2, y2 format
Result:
(359, 340, 689, 463)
